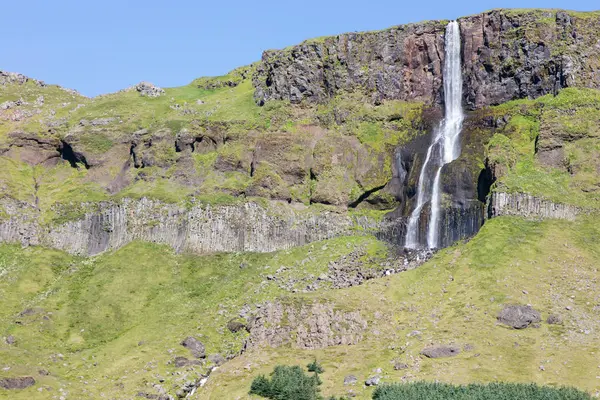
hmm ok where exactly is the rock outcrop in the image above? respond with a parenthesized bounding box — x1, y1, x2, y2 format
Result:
(135, 82, 165, 97)
(253, 20, 447, 106)
(488, 192, 579, 220)
(497, 305, 542, 329)
(245, 302, 368, 350)
(0, 197, 382, 256)
(253, 10, 600, 109)
(420, 345, 461, 358)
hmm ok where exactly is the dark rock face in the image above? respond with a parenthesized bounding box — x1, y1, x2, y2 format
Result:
(0, 376, 36, 390)
(180, 337, 205, 359)
(253, 21, 445, 104)
(497, 305, 542, 329)
(253, 10, 600, 109)
(253, 21, 447, 106)
(421, 345, 461, 358)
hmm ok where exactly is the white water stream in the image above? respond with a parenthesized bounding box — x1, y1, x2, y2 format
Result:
(405, 21, 464, 249)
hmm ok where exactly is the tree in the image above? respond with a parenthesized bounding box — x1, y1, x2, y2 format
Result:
(249, 365, 321, 400)
(306, 359, 325, 374)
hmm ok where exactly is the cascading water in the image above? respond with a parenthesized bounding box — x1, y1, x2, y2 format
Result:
(405, 20, 464, 249)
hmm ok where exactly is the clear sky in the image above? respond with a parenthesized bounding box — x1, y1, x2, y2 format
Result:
(1, 0, 597, 97)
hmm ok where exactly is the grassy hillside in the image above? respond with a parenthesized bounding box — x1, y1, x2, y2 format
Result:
(1, 214, 599, 399)
(204, 215, 600, 399)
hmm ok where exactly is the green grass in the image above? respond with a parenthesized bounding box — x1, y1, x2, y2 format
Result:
(0, 235, 390, 399)
(2, 202, 600, 399)
(206, 215, 600, 399)
(487, 88, 600, 209)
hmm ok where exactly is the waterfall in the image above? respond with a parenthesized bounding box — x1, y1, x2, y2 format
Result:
(405, 20, 464, 249)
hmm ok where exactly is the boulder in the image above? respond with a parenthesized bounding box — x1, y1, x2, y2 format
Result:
(497, 305, 541, 329)
(343, 375, 357, 385)
(226, 319, 246, 333)
(135, 82, 165, 97)
(173, 356, 201, 368)
(180, 337, 205, 358)
(365, 375, 380, 386)
(0, 377, 35, 390)
(547, 314, 563, 325)
(421, 345, 461, 358)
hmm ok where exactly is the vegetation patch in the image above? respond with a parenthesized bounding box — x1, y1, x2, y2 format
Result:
(373, 382, 591, 400)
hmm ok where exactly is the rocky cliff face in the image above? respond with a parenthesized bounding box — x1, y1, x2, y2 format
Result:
(488, 192, 579, 220)
(0, 198, 384, 256)
(253, 10, 600, 109)
(253, 21, 447, 106)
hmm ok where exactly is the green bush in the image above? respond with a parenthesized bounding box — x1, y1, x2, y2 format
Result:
(372, 382, 591, 400)
(307, 359, 325, 374)
(249, 365, 321, 400)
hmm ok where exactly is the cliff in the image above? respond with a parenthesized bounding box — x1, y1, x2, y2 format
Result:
(0, 198, 385, 256)
(253, 10, 600, 109)
(1, 9, 599, 257)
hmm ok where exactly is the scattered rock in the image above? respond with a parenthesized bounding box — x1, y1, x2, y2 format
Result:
(0, 377, 36, 390)
(546, 314, 562, 325)
(421, 345, 461, 358)
(365, 375, 380, 386)
(497, 305, 541, 329)
(180, 337, 205, 358)
(135, 82, 165, 97)
(5, 335, 16, 345)
(0, 71, 44, 86)
(393, 361, 408, 370)
(344, 375, 357, 385)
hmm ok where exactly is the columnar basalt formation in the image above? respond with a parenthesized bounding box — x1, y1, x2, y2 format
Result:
(488, 192, 579, 220)
(0, 198, 383, 256)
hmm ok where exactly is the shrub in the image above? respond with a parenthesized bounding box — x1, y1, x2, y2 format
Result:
(372, 382, 591, 400)
(249, 365, 321, 400)
(307, 359, 325, 374)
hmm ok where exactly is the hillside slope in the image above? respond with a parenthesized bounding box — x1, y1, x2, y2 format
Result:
(1, 7, 600, 400)
(1, 215, 599, 399)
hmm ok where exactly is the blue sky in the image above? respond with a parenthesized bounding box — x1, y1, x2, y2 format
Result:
(1, 0, 597, 96)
